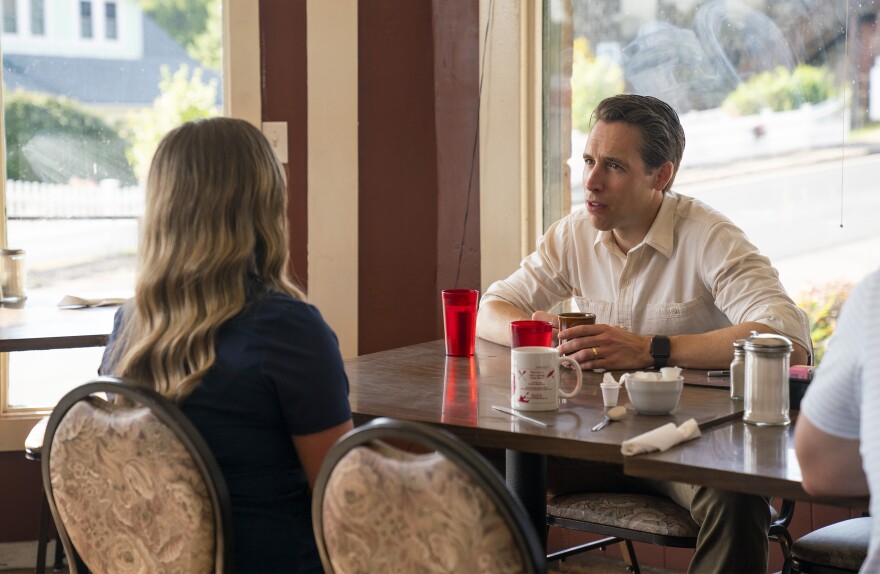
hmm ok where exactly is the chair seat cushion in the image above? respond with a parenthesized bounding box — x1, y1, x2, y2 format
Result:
(547, 493, 700, 538)
(792, 517, 871, 572)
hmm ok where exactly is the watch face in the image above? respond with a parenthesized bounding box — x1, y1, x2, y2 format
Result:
(651, 336, 670, 357)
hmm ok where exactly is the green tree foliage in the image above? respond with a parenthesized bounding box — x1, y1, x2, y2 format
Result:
(124, 64, 220, 181)
(571, 37, 625, 133)
(3, 91, 135, 184)
(141, 0, 221, 69)
(722, 65, 836, 116)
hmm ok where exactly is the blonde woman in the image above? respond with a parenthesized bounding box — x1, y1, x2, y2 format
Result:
(100, 118, 353, 573)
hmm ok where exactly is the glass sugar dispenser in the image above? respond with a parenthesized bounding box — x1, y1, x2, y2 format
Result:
(743, 331, 792, 426)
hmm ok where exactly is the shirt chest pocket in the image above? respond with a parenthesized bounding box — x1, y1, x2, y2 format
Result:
(645, 296, 714, 335)
(573, 298, 613, 325)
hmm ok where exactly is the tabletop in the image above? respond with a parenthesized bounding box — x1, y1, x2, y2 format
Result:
(346, 338, 742, 464)
(345, 337, 866, 507)
(0, 298, 118, 352)
(624, 417, 869, 508)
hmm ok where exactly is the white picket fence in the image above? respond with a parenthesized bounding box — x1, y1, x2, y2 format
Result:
(5, 180, 144, 219)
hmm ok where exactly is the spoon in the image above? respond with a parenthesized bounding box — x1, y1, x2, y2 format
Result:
(591, 405, 627, 432)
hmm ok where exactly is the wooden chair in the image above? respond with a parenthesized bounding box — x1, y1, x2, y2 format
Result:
(312, 417, 546, 574)
(790, 516, 870, 574)
(41, 377, 234, 574)
(547, 492, 795, 573)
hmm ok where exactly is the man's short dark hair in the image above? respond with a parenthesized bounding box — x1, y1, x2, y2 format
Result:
(591, 94, 686, 191)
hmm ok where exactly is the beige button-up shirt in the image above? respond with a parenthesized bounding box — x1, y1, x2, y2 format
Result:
(482, 191, 811, 353)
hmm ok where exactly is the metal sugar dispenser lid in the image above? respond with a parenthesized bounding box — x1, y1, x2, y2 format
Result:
(744, 332, 793, 355)
(743, 332, 793, 426)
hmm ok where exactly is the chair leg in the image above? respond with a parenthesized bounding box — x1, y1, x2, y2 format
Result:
(52, 537, 65, 571)
(619, 540, 641, 574)
(36, 489, 50, 574)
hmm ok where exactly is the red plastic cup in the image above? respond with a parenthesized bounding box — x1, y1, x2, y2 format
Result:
(442, 289, 479, 356)
(510, 320, 553, 348)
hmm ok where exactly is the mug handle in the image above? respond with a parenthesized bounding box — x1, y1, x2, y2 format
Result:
(557, 356, 583, 398)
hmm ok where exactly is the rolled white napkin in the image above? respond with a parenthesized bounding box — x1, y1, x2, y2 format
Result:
(621, 418, 701, 456)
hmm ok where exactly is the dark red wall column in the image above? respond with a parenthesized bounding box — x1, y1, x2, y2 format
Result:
(358, 1, 479, 354)
(260, 0, 309, 290)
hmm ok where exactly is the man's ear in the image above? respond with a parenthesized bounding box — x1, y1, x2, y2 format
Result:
(653, 161, 674, 191)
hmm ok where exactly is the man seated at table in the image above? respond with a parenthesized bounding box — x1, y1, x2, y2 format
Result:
(476, 94, 811, 573)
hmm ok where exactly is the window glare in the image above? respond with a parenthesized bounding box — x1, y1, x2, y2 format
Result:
(545, 0, 879, 362)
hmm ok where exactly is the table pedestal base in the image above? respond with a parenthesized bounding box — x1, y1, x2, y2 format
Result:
(506, 449, 547, 549)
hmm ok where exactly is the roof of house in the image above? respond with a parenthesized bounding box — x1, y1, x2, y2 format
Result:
(1, 15, 221, 106)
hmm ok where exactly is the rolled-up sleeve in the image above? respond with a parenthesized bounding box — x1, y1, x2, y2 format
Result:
(702, 220, 812, 354)
(482, 216, 582, 314)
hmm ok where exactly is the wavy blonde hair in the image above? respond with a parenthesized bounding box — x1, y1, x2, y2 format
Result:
(111, 118, 304, 401)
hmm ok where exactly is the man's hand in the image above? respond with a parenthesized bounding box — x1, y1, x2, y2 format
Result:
(556, 322, 652, 371)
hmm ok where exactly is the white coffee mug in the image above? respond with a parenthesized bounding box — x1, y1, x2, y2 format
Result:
(511, 346, 583, 411)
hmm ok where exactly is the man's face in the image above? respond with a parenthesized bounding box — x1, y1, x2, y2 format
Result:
(582, 120, 669, 250)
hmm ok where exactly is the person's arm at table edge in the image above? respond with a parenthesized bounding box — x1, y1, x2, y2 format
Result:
(476, 300, 531, 346)
(666, 322, 809, 369)
(793, 414, 868, 498)
(555, 319, 809, 370)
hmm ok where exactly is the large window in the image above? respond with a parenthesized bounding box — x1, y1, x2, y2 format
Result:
(0, 0, 225, 417)
(30, 0, 43, 36)
(544, 0, 877, 363)
(105, 1, 117, 40)
(2, 0, 16, 34)
(80, 1, 92, 38)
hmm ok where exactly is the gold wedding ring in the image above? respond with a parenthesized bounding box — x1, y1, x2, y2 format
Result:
(591, 347, 599, 360)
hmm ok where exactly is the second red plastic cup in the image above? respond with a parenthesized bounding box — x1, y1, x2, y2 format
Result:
(510, 320, 553, 348)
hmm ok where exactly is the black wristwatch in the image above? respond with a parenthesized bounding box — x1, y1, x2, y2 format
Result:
(650, 335, 671, 369)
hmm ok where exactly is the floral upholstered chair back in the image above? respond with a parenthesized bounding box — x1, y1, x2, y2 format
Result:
(312, 417, 545, 574)
(42, 379, 232, 574)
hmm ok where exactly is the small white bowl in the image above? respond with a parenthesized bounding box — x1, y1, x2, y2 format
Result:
(624, 375, 684, 415)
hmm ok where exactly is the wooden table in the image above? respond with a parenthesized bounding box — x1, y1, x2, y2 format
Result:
(0, 299, 118, 352)
(345, 337, 746, 539)
(624, 418, 869, 509)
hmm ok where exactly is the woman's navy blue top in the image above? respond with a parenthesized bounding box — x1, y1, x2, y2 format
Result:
(100, 285, 352, 573)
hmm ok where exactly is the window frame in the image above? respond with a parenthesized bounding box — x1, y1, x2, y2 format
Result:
(0, 0, 261, 452)
(478, 0, 544, 293)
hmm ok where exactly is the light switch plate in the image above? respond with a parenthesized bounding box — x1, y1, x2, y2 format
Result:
(261, 121, 288, 164)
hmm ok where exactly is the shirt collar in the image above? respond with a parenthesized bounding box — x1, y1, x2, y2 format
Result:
(643, 191, 678, 259)
(593, 191, 679, 259)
